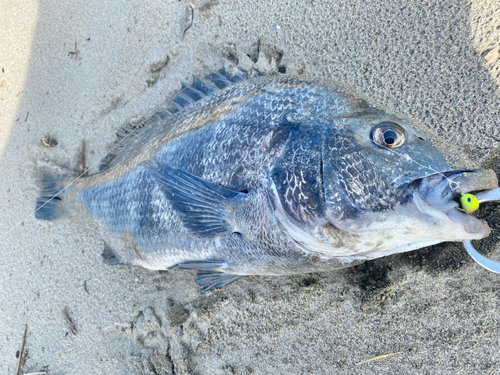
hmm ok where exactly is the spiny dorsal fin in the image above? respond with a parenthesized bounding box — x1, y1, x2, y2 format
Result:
(100, 69, 247, 171)
(170, 69, 246, 113)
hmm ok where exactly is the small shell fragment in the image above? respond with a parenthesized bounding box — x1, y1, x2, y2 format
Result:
(61, 309, 77, 335)
(40, 133, 58, 148)
(484, 49, 499, 64)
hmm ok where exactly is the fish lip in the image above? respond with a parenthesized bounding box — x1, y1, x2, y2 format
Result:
(413, 169, 498, 202)
(446, 208, 490, 236)
(412, 169, 498, 238)
(412, 189, 490, 238)
(445, 169, 498, 194)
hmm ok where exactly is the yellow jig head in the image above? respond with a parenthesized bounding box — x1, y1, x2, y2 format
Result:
(460, 193, 479, 214)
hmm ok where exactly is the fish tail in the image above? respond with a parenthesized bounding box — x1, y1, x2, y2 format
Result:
(35, 174, 72, 221)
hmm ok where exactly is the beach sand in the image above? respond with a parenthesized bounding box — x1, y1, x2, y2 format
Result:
(1, 0, 500, 373)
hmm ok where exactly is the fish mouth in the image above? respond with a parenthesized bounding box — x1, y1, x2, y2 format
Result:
(413, 169, 498, 238)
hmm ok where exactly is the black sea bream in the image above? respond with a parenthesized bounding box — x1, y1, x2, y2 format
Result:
(36, 73, 499, 292)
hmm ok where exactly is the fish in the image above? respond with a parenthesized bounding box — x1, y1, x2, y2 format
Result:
(35, 72, 500, 292)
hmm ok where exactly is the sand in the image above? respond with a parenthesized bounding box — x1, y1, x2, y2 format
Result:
(1, 0, 500, 373)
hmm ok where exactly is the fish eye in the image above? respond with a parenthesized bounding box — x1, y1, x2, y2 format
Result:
(371, 122, 406, 148)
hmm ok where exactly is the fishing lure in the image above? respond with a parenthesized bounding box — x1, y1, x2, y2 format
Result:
(460, 193, 480, 214)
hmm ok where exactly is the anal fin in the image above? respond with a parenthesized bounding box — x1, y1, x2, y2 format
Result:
(168, 259, 243, 293)
(197, 272, 242, 293)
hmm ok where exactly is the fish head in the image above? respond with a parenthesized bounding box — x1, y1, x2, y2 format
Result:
(317, 109, 498, 259)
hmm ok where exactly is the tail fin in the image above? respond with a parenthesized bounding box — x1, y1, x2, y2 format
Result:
(35, 174, 70, 221)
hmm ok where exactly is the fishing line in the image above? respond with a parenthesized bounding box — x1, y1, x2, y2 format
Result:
(0, 67, 262, 240)
(0, 67, 463, 241)
(207, 68, 463, 194)
(188, 68, 473, 201)
(0, 80, 208, 241)
(368, 140, 463, 193)
(0, 125, 140, 241)
(205, 67, 467, 199)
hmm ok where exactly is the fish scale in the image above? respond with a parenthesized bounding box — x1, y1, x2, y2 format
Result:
(35, 74, 498, 292)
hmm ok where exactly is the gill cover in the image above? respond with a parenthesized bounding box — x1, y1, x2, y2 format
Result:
(322, 115, 453, 220)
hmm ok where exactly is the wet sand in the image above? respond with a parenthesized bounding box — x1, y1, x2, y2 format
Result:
(1, 0, 500, 373)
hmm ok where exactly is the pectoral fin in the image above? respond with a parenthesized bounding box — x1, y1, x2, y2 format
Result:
(144, 161, 247, 238)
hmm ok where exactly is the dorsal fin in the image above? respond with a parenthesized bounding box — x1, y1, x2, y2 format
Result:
(99, 69, 247, 171)
(206, 68, 246, 89)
